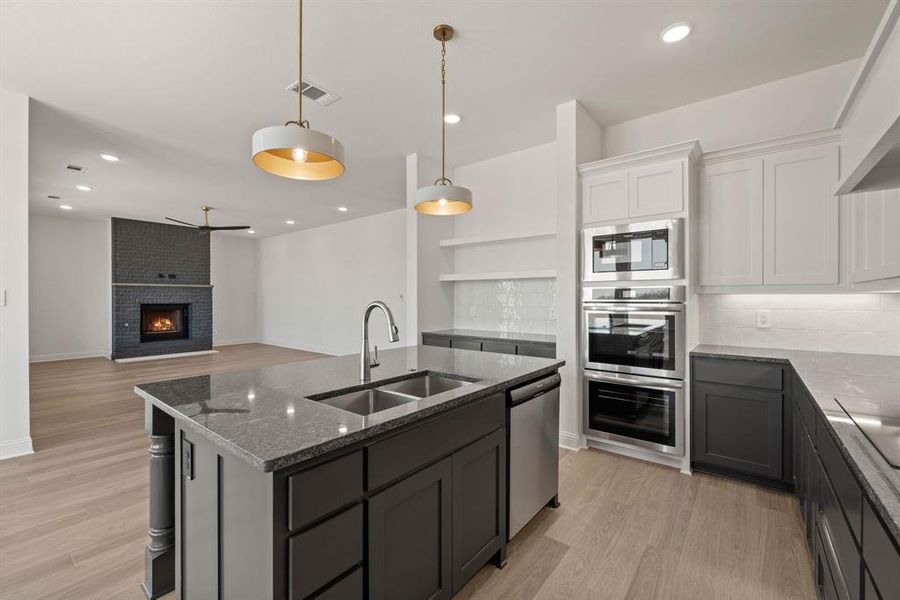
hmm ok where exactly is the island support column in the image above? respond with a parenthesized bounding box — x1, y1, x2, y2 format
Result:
(142, 402, 175, 599)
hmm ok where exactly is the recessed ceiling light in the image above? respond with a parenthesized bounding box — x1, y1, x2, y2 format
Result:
(285, 219, 295, 225)
(660, 22, 691, 43)
(100, 153, 120, 162)
(76, 185, 93, 192)
(59, 204, 73, 210)
(247, 229, 256, 234)
(337, 206, 348, 212)
(444, 113, 461, 124)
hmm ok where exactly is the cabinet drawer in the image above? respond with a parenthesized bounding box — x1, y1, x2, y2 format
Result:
(289, 504, 363, 599)
(818, 458, 860, 600)
(817, 419, 862, 542)
(367, 394, 504, 490)
(863, 500, 900, 600)
(422, 334, 452, 348)
(482, 340, 516, 355)
(315, 566, 363, 600)
(693, 357, 783, 390)
(517, 342, 555, 359)
(288, 451, 363, 531)
(451, 339, 482, 351)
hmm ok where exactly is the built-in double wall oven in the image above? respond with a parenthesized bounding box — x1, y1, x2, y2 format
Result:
(582, 284, 685, 455)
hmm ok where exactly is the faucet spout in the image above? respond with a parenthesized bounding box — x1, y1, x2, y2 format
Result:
(361, 301, 400, 382)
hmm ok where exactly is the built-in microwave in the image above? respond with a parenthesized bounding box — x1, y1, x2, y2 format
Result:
(582, 219, 683, 282)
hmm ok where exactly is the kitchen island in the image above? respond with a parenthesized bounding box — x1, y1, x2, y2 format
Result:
(135, 345, 564, 600)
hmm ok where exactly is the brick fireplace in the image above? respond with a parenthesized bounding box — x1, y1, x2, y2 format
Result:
(111, 218, 213, 360)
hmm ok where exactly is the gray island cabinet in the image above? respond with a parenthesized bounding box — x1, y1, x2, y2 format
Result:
(135, 345, 563, 600)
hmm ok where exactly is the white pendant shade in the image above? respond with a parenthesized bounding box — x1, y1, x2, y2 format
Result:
(252, 124, 344, 181)
(414, 183, 472, 215)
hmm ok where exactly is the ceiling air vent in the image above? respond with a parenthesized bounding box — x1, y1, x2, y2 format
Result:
(286, 79, 341, 107)
(66, 163, 86, 172)
(47, 194, 61, 200)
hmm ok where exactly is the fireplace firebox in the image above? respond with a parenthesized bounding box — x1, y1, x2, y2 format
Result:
(140, 304, 190, 343)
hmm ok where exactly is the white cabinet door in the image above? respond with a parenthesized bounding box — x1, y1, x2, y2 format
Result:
(628, 160, 684, 218)
(763, 144, 839, 285)
(582, 171, 628, 223)
(852, 187, 900, 283)
(699, 158, 764, 286)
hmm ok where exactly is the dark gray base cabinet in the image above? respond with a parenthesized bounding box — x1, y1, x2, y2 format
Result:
(168, 391, 513, 600)
(690, 357, 791, 487)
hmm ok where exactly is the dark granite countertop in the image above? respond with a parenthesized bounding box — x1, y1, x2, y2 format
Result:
(692, 344, 900, 545)
(135, 345, 564, 473)
(424, 328, 556, 346)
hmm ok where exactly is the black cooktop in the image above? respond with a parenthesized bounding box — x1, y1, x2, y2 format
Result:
(836, 399, 900, 469)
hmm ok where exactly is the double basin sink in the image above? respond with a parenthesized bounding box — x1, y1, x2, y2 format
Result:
(313, 374, 472, 417)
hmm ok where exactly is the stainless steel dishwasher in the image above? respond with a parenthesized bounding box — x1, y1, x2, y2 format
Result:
(507, 372, 562, 540)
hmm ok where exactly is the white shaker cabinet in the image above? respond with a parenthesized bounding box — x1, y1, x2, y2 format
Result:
(699, 158, 764, 286)
(582, 171, 628, 223)
(628, 161, 684, 218)
(851, 187, 900, 283)
(762, 144, 839, 285)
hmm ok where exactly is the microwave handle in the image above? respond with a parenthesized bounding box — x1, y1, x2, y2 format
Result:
(583, 370, 684, 390)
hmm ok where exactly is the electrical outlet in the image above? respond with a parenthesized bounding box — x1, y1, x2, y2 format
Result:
(756, 310, 772, 329)
(469, 306, 477, 318)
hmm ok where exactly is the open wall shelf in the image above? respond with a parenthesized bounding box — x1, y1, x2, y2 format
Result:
(438, 270, 557, 282)
(438, 230, 556, 248)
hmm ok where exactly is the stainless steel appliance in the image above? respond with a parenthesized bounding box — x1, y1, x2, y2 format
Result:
(507, 372, 561, 540)
(583, 219, 683, 282)
(582, 285, 686, 455)
(582, 286, 685, 379)
(583, 370, 684, 455)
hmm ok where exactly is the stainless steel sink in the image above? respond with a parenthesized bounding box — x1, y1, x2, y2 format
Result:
(378, 374, 471, 398)
(317, 388, 415, 417)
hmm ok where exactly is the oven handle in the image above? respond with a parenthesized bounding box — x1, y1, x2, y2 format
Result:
(583, 370, 684, 390)
(582, 303, 683, 313)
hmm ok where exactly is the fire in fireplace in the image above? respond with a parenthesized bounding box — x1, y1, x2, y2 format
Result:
(140, 304, 190, 342)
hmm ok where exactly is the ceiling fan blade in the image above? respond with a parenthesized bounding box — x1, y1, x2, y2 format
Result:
(165, 217, 200, 227)
(207, 225, 251, 231)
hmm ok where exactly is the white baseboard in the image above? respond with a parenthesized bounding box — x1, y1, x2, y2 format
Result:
(213, 338, 260, 347)
(0, 437, 34, 460)
(558, 431, 585, 451)
(260, 339, 328, 355)
(114, 350, 219, 363)
(30, 350, 106, 363)
(585, 436, 684, 470)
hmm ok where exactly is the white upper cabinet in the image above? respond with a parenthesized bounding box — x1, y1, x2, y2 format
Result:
(697, 131, 842, 290)
(579, 141, 700, 226)
(762, 144, 839, 285)
(628, 161, 684, 218)
(851, 187, 900, 283)
(699, 158, 764, 286)
(582, 171, 628, 222)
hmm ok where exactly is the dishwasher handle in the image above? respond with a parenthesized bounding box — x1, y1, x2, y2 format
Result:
(508, 372, 562, 407)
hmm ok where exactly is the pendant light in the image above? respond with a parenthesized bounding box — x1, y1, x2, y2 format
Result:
(414, 24, 472, 215)
(252, 0, 344, 180)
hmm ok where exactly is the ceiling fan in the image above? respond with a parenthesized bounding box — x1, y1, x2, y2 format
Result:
(165, 206, 251, 233)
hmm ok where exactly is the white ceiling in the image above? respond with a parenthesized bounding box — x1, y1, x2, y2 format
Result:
(0, 0, 886, 237)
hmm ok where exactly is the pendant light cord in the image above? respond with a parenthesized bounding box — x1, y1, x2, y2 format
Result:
(288, 0, 309, 128)
(436, 35, 451, 186)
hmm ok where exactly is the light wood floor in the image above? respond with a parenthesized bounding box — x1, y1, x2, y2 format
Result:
(0, 343, 815, 599)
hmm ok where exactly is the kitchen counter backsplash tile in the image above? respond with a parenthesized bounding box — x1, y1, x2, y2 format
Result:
(699, 294, 900, 356)
(454, 279, 557, 335)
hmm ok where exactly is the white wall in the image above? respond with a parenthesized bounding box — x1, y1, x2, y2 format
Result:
(258, 209, 407, 356)
(449, 143, 558, 333)
(29, 214, 110, 361)
(699, 294, 900, 356)
(0, 88, 32, 459)
(211, 235, 258, 346)
(602, 59, 860, 157)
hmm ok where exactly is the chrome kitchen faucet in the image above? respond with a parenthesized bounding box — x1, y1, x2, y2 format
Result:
(360, 301, 400, 382)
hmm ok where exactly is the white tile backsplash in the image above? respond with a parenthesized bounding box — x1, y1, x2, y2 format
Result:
(700, 294, 900, 356)
(453, 279, 557, 335)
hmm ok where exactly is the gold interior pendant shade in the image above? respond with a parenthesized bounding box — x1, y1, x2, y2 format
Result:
(415, 24, 472, 215)
(251, 0, 344, 180)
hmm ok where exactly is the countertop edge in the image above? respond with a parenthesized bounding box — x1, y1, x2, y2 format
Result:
(689, 346, 900, 546)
